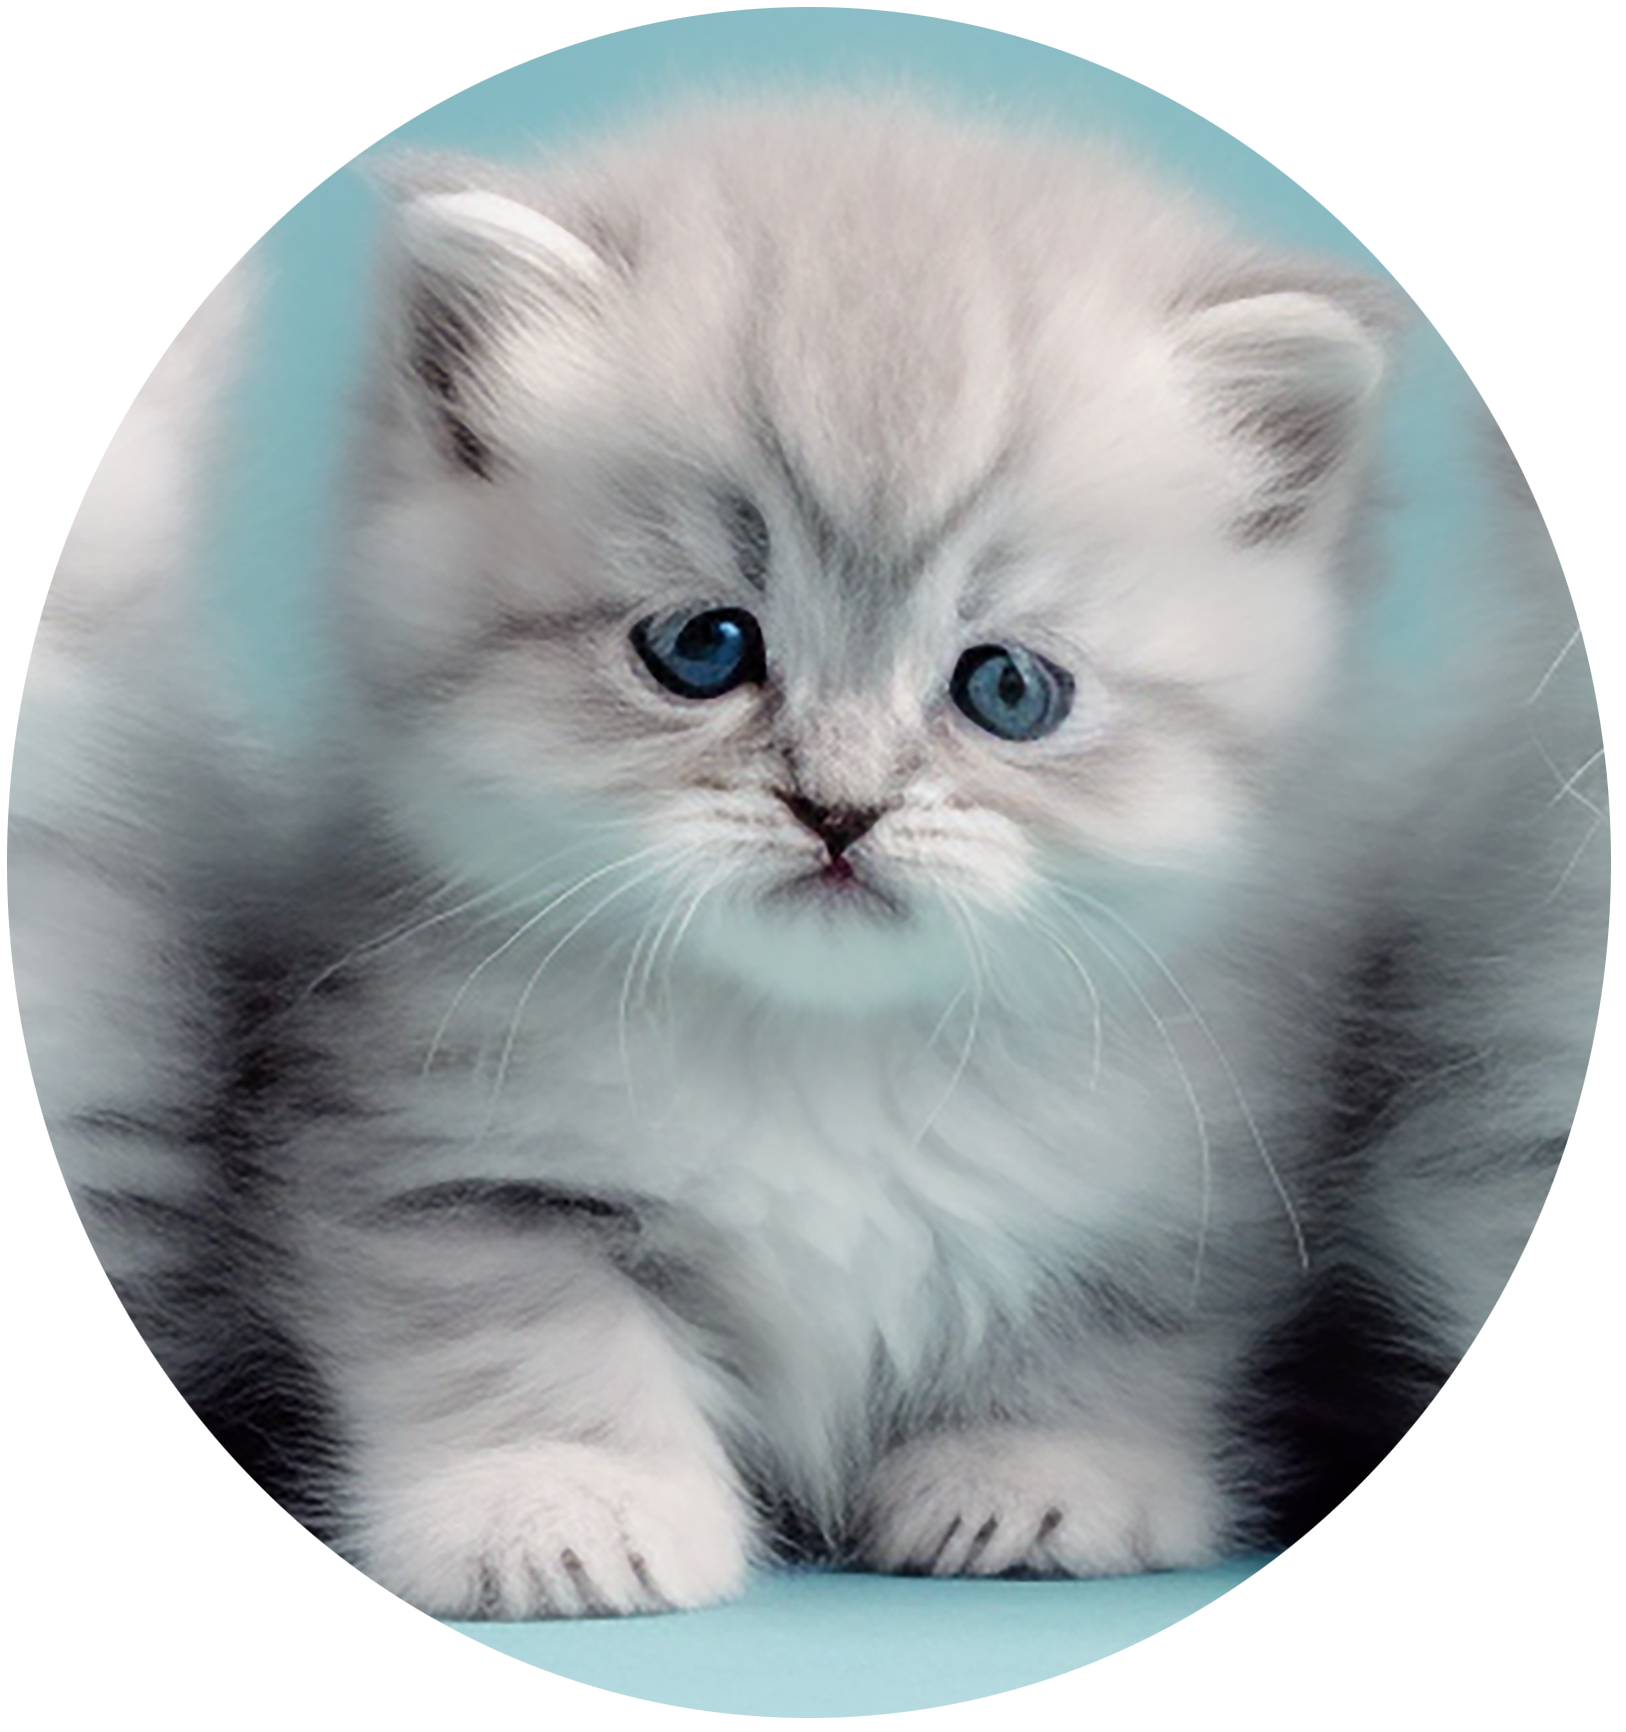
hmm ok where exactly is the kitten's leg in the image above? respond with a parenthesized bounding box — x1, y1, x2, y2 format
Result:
(857, 1425, 1227, 1577)
(856, 1349, 1232, 1577)
(310, 1213, 754, 1618)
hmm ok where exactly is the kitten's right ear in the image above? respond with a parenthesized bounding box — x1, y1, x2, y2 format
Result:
(390, 188, 611, 478)
(1176, 285, 1394, 545)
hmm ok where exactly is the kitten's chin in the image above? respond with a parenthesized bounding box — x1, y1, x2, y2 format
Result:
(689, 885, 970, 1011)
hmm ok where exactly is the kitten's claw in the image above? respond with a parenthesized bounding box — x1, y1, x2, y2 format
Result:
(857, 1427, 1226, 1577)
(357, 1441, 752, 1618)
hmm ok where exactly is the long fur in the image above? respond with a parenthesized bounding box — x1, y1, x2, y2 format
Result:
(15, 100, 1607, 1617)
(11, 270, 337, 1514)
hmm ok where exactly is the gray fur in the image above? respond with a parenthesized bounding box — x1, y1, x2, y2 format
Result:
(14, 100, 1606, 1617)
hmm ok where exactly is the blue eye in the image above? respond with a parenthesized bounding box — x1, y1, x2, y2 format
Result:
(632, 606, 767, 699)
(951, 643, 1074, 741)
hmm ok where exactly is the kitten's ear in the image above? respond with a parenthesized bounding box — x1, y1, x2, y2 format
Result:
(390, 188, 612, 479)
(1177, 289, 1391, 544)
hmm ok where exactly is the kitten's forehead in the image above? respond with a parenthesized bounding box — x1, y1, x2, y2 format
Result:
(738, 235, 1024, 559)
(567, 110, 1104, 588)
(741, 387, 1012, 631)
(577, 111, 1205, 620)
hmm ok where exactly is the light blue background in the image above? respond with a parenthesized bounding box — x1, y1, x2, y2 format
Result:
(192, 7, 1510, 1715)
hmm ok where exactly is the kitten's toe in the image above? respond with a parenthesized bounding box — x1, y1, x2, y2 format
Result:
(355, 1441, 753, 1617)
(857, 1427, 1226, 1577)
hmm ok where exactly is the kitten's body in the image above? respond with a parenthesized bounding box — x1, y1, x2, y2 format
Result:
(11, 273, 339, 1506)
(11, 275, 250, 1359)
(19, 103, 1605, 1616)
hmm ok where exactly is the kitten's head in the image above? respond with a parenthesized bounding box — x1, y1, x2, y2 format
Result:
(343, 104, 1393, 1007)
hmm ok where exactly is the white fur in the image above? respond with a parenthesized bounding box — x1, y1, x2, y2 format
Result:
(274, 106, 1603, 1610)
(16, 103, 1605, 1619)
(401, 189, 611, 286)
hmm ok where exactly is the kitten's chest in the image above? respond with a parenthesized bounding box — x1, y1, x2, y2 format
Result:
(357, 943, 1224, 1306)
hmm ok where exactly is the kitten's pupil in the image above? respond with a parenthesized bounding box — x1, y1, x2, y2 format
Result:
(998, 662, 1026, 708)
(726, 496, 771, 588)
(676, 613, 741, 665)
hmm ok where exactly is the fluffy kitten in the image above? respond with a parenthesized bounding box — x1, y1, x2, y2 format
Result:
(12, 273, 248, 1335)
(11, 271, 336, 1505)
(21, 100, 1605, 1618)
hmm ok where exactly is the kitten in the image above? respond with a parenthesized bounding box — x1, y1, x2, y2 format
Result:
(20, 99, 1605, 1618)
(12, 272, 249, 1341)
(11, 270, 337, 1508)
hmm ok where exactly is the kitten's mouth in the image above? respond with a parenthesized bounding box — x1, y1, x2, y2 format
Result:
(767, 857, 905, 919)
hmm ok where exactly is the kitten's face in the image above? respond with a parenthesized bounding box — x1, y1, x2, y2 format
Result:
(349, 116, 1385, 1007)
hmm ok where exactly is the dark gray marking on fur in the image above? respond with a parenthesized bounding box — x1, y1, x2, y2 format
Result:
(1179, 267, 1396, 546)
(724, 493, 771, 589)
(1232, 919, 1466, 1546)
(522, 1557, 555, 1616)
(379, 1178, 641, 1232)
(963, 1514, 1000, 1570)
(559, 1547, 606, 1614)
(1236, 1261, 1452, 1549)
(1034, 1506, 1064, 1546)
(1037, 1268, 1186, 1342)
(920, 1515, 963, 1574)
(626, 1550, 662, 1602)
(66, 1104, 195, 1146)
(74, 1184, 196, 1236)
(180, 1308, 342, 1542)
(750, 407, 845, 567)
(1229, 395, 1351, 546)
(903, 435, 1025, 580)
(475, 1558, 505, 1618)
(747, 398, 1018, 615)
(1236, 498, 1311, 544)
(407, 276, 499, 479)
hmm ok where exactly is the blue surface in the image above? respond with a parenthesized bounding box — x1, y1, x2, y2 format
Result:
(450, 1557, 1270, 1716)
(181, 10, 1516, 1717)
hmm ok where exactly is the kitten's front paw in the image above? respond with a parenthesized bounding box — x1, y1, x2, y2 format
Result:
(856, 1427, 1226, 1578)
(356, 1442, 753, 1618)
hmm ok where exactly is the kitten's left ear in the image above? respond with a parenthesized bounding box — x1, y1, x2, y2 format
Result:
(1177, 286, 1394, 544)
(389, 187, 613, 478)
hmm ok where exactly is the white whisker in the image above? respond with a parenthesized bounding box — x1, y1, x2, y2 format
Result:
(1043, 898, 1216, 1298)
(1547, 745, 1606, 813)
(422, 843, 669, 1075)
(921, 986, 969, 1057)
(657, 862, 735, 1011)
(481, 858, 677, 1128)
(913, 894, 985, 1146)
(616, 899, 671, 1116)
(307, 834, 639, 994)
(1025, 914, 1104, 1090)
(635, 861, 714, 1014)
(1050, 881, 1307, 1277)
(1525, 626, 1579, 706)
(1544, 810, 1606, 905)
